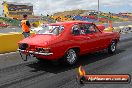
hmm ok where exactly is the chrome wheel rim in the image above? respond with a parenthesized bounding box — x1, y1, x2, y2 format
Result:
(111, 42, 116, 52)
(66, 49, 77, 64)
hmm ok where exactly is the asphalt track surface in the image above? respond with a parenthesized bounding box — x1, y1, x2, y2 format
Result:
(0, 21, 132, 33)
(0, 33, 132, 88)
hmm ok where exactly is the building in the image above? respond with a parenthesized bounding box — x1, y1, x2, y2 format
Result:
(2, 1, 34, 19)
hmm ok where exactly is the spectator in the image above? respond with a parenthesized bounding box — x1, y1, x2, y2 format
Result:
(21, 14, 31, 38)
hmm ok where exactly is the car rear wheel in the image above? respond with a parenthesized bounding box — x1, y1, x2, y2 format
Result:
(63, 49, 78, 65)
(108, 41, 117, 54)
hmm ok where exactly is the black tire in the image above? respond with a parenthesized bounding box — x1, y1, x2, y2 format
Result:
(62, 49, 79, 65)
(108, 41, 117, 54)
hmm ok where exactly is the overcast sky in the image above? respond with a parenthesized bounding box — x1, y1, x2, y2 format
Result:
(0, 0, 132, 15)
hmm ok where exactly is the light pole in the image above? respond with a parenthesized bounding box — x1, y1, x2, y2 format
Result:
(98, 0, 99, 13)
(97, 0, 100, 22)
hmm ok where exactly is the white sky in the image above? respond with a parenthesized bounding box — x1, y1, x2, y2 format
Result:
(0, 0, 132, 15)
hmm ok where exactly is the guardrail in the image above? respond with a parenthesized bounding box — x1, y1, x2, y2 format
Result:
(119, 25, 132, 34)
(104, 25, 132, 34)
(0, 32, 35, 54)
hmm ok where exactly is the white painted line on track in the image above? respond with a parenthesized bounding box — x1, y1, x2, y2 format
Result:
(0, 52, 18, 56)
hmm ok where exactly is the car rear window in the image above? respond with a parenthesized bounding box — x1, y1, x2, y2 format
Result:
(37, 24, 64, 35)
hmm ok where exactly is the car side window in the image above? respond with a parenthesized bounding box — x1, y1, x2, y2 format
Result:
(79, 24, 86, 35)
(72, 24, 80, 35)
(85, 24, 100, 34)
(93, 25, 100, 33)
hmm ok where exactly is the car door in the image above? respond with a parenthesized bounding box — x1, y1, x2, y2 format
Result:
(93, 24, 112, 49)
(85, 23, 103, 52)
(71, 24, 91, 54)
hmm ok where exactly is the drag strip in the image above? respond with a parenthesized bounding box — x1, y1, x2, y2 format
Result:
(0, 33, 132, 88)
(21, 35, 132, 88)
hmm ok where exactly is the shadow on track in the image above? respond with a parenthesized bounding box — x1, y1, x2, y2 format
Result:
(27, 49, 125, 74)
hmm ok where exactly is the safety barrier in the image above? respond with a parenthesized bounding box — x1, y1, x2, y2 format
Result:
(119, 25, 132, 34)
(104, 25, 132, 33)
(113, 27, 121, 32)
(0, 32, 35, 54)
(104, 27, 113, 32)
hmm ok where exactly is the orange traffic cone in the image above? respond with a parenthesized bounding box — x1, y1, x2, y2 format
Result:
(109, 20, 113, 28)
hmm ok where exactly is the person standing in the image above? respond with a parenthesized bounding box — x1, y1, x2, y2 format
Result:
(21, 14, 31, 38)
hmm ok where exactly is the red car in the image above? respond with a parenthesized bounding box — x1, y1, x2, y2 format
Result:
(18, 21, 120, 65)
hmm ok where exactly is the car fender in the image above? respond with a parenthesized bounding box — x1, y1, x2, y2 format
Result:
(109, 34, 120, 45)
(63, 46, 80, 55)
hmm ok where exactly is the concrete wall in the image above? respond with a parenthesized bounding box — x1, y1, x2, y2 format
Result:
(0, 32, 34, 54)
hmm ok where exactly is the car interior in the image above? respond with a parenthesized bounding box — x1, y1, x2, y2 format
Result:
(72, 23, 98, 35)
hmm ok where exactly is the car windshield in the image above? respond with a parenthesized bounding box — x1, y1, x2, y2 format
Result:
(37, 24, 64, 35)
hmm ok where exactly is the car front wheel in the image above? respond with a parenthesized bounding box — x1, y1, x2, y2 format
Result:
(108, 41, 117, 54)
(63, 49, 78, 65)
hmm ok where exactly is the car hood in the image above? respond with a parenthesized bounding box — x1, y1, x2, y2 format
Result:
(19, 34, 58, 45)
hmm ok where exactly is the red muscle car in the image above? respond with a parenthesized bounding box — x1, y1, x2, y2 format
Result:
(18, 21, 120, 65)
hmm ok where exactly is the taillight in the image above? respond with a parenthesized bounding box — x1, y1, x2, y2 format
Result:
(44, 48, 51, 53)
(19, 43, 28, 50)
